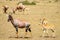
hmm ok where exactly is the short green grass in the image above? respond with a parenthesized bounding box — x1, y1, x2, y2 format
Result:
(17, 1, 36, 5)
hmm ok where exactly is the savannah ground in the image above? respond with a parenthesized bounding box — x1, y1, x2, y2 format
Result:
(0, 0, 60, 40)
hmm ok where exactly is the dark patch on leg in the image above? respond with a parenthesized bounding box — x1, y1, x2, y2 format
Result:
(25, 24, 31, 32)
(25, 28, 28, 32)
(15, 27, 18, 32)
(51, 29, 54, 32)
(25, 28, 31, 32)
(28, 28, 31, 32)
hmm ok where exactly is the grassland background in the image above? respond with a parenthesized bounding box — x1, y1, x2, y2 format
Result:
(0, 0, 60, 40)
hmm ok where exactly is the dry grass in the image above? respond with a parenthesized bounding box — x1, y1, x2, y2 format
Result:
(0, 1, 60, 40)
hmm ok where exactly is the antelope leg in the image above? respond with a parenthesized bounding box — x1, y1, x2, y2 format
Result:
(15, 27, 18, 38)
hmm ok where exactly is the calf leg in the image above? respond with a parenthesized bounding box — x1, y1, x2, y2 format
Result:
(51, 29, 55, 38)
(42, 28, 49, 37)
(51, 29, 54, 32)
